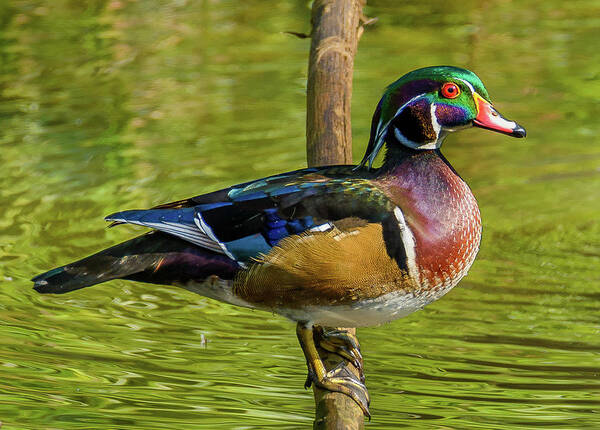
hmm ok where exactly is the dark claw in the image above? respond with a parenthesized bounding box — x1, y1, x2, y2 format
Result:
(304, 367, 315, 389)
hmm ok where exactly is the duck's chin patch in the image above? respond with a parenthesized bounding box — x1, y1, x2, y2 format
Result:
(393, 126, 445, 150)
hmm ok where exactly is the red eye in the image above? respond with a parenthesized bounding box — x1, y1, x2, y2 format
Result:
(441, 82, 461, 99)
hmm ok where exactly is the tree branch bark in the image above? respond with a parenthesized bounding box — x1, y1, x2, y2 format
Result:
(305, 1, 368, 429)
(306, 0, 366, 167)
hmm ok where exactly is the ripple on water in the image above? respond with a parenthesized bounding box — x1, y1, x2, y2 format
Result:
(1, 0, 600, 428)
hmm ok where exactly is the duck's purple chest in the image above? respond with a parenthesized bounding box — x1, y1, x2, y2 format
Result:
(376, 152, 482, 295)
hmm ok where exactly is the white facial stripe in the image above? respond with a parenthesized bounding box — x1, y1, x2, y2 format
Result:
(456, 78, 482, 119)
(456, 78, 476, 95)
(430, 103, 441, 134)
(393, 207, 419, 282)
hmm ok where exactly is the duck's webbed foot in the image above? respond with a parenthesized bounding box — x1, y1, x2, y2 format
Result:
(296, 322, 370, 418)
(314, 326, 364, 378)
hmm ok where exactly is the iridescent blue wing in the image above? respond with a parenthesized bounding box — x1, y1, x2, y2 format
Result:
(106, 166, 395, 265)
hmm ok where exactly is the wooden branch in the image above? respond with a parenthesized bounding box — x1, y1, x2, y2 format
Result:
(305, 1, 368, 429)
(306, 0, 366, 167)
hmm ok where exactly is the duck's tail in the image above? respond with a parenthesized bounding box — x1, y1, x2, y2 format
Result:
(32, 231, 240, 294)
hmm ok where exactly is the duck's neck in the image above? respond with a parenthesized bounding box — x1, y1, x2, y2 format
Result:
(375, 135, 460, 179)
(380, 143, 420, 172)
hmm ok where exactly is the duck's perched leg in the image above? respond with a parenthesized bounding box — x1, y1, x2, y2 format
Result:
(313, 326, 364, 378)
(296, 322, 370, 417)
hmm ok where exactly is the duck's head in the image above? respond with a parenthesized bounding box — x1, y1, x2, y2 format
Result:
(360, 66, 526, 168)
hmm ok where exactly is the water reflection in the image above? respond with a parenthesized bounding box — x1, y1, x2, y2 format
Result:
(1, 0, 599, 428)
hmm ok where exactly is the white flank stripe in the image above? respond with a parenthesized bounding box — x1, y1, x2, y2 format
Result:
(393, 207, 419, 282)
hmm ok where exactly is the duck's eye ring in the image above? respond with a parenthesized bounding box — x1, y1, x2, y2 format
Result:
(441, 82, 461, 99)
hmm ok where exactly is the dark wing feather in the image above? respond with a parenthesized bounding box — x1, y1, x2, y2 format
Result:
(32, 231, 240, 294)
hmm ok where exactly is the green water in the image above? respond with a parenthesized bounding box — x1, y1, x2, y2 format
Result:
(1, 0, 599, 428)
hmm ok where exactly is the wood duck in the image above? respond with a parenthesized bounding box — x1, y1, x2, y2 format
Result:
(33, 66, 525, 416)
